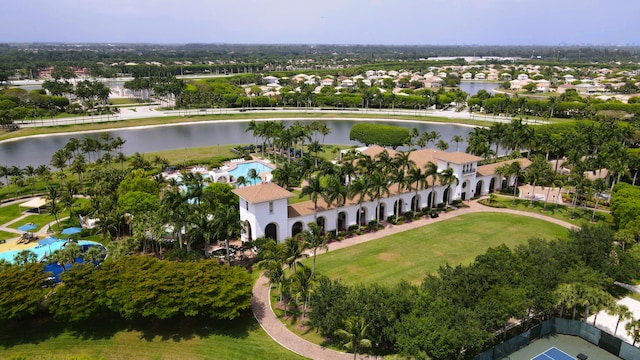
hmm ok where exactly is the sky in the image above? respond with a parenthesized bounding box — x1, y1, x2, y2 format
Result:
(1, 0, 638, 46)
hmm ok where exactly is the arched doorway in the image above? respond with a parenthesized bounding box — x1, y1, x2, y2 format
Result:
(377, 203, 386, 221)
(411, 195, 420, 212)
(292, 221, 304, 237)
(475, 180, 483, 198)
(394, 199, 404, 217)
(356, 207, 367, 226)
(265, 223, 278, 241)
(489, 177, 496, 193)
(316, 216, 326, 232)
(427, 192, 434, 209)
(243, 221, 252, 242)
(443, 188, 450, 205)
(337, 211, 347, 231)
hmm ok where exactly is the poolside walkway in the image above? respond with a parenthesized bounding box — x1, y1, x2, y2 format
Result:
(251, 198, 578, 360)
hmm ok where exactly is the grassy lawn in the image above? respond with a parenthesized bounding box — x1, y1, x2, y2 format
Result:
(0, 230, 18, 241)
(108, 98, 153, 105)
(306, 212, 568, 286)
(0, 314, 306, 360)
(8, 212, 58, 231)
(144, 145, 238, 167)
(484, 194, 614, 227)
(0, 203, 26, 225)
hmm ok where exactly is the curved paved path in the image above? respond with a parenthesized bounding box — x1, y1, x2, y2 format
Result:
(251, 198, 578, 360)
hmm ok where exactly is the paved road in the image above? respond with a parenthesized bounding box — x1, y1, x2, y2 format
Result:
(251, 199, 576, 360)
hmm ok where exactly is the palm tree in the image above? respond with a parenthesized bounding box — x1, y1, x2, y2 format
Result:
(325, 175, 348, 210)
(626, 319, 640, 346)
(451, 134, 464, 152)
(554, 283, 579, 319)
(282, 236, 303, 272)
(292, 264, 315, 320)
(348, 177, 369, 231)
(590, 178, 606, 222)
(423, 161, 439, 212)
(22, 165, 36, 196)
(212, 206, 243, 263)
(498, 161, 523, 206)
(300, 176, 324, 220)
(525, 155, 553, 207)
(302, 222, 328, 276)
(46, 185, 62, 227)
(489, 122, 508, 158)
(35, 164, 52, 189)
(235, 176, 248, 188)
(608, 304, 633, 336)
(367, 171, 390, 222)
(335, 316, 372, 360)
(438, 167, 457, 208)
(247, 168, 260, 185)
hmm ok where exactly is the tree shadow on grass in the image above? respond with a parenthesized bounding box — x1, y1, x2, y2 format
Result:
(0, 311, 259, 349)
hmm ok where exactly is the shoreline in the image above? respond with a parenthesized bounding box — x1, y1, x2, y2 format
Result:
(0, 115, 480, 145)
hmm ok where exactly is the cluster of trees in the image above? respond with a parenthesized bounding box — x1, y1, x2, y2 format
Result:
(0, 78, 114, 126)
(349, 123, 411, 149)
(0, 255, 252, 322)
(468, 89, 640, 122)
(309, 225, 640, 359)
(123, 74, 185, 107)
(176, 76, 467, 111)
(0, 87, 70, 127)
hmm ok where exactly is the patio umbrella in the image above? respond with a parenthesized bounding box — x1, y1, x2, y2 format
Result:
(38, 237, 59, 246)
(17, 223, 37, 232)
(61, 227, 82, 235)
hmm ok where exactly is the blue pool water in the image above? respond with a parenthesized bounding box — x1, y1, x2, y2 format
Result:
(0, 239, 107, 282)
(228, 161, 273, 185)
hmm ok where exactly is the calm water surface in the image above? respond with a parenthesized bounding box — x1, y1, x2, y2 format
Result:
(0, 119, 475, 168)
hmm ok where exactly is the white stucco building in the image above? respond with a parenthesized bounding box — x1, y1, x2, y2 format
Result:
(232, 146, 531, 242)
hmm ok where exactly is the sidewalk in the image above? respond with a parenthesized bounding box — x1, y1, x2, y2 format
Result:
(252, 199, 577, 359)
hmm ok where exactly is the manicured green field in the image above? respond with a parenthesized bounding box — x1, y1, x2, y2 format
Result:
(308, 213, 569, 286)
(8, 213, 58, 231)
(0, 204, 25, 225)
(0, 315, 306, 360)
(0, 230, 17, 241)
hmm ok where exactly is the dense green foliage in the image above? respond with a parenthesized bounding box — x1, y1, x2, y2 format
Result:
(610, 183, 640, 232)
(349, 123, 410, 148)
(0, 256, 252, 322)
(309, 225, 640, 359)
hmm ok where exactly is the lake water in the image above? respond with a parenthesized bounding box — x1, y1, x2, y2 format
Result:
(0, 119, 475, 168)
(459, 81, 500, 96)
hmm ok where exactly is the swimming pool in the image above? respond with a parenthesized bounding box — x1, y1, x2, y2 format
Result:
(228, 161, 273, 185)
(0, 239, 104, 264)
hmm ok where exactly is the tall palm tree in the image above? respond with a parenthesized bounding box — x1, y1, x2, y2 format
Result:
(302, 222, 328, 276)
(292, 264, 315, 321)
(367, 171, 390, 222)
(451, 134, 464, 152)
(607, 303, 632, 336)
(525, 155, 553, 207)
(300, 176, 324, 220)
(626, 319, 640, 346)
(335, 316, 372, 360)
(22, 165, 36, 196)
(348, 177, 369, 231)
(438, 167, 457, 208)
(213, 206, 243, 263)
(424, 161, 439, 211)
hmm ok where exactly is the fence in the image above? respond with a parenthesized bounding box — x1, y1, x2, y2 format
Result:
(473, 318, 640, 360)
